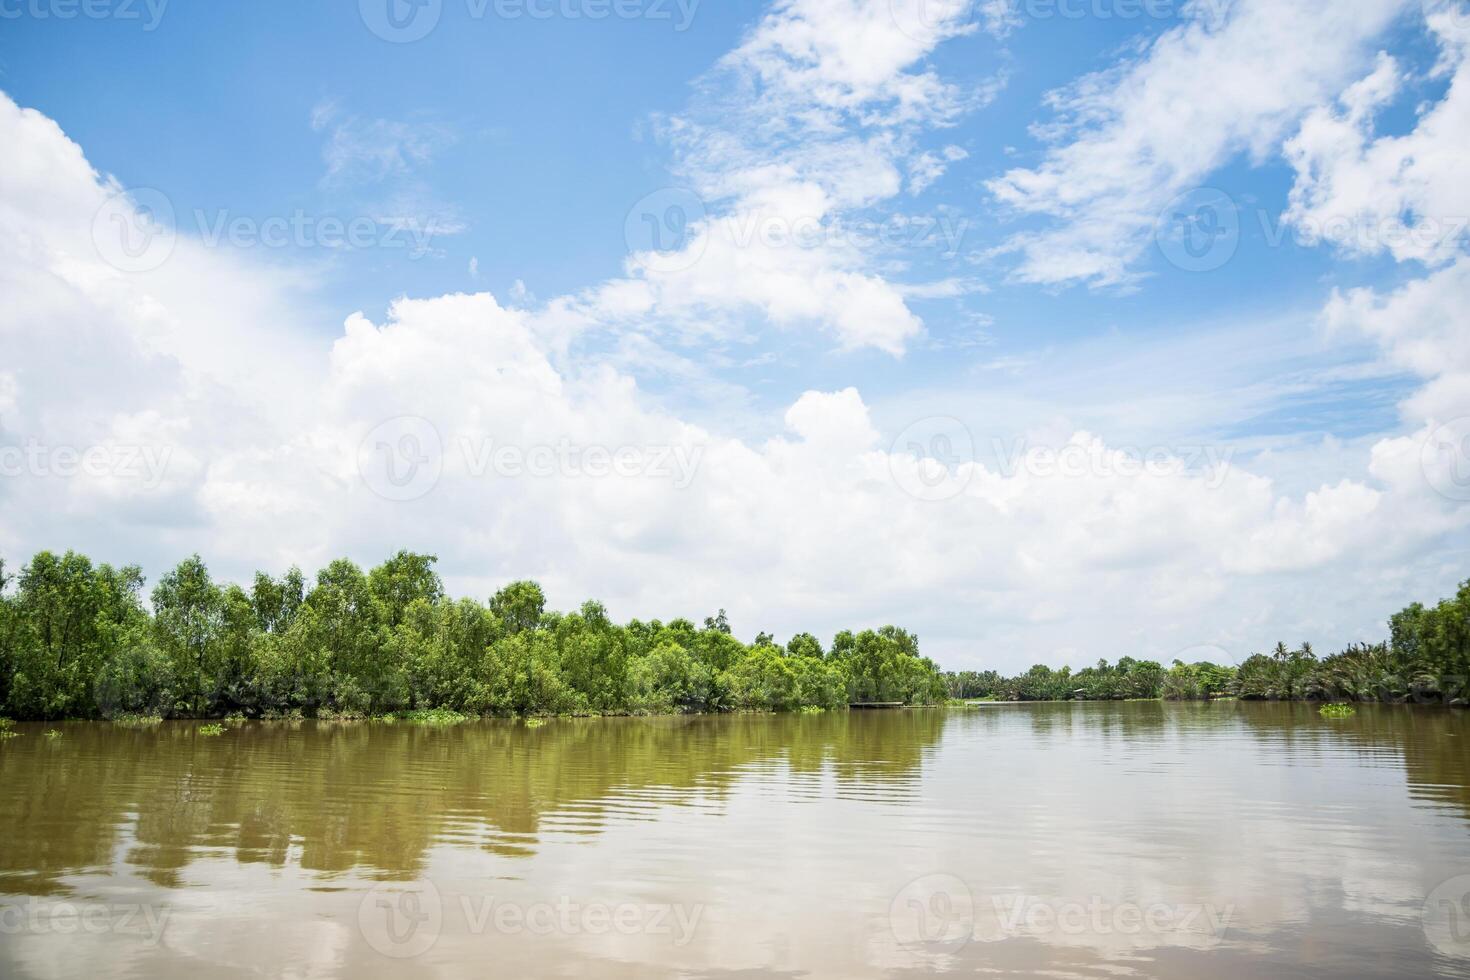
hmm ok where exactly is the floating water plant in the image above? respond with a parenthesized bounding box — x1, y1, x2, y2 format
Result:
(112, 713, 163, 727)
(198, 723, 227, 736)
(1319, 703, 1356, 718)
(403, 708, 473, 726)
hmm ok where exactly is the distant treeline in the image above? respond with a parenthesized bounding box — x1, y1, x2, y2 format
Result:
(944, 579, 1470, 706)
(0, 551, 947, 721)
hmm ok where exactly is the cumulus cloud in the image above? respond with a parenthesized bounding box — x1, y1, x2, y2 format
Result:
(1284, 15, 1470, 266)
(551, 0, 999, 355)
(987, 0, 1410, 287)
(4, 0, 1470, 673)
(1323, 258, 1470, 422)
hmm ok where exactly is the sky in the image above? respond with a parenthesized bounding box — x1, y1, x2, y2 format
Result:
(0, 0, 1468, 673)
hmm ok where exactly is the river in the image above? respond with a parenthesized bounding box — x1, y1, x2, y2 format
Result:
(2, 702, 1468, 977)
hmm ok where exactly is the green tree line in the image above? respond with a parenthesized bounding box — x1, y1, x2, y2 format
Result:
(943, 578, 1470, 706)
(0, 550, 946, 720)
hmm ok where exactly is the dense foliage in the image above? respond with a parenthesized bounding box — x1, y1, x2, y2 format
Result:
(2, 550, 1463, 719)
(0, 551, 946, 720)
(943, 579, 1470, 706)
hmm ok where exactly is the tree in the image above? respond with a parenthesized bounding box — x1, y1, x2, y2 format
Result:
(251, 568, 304, 634)
(491, 580, 546, 634)
(6, 551, 145, 718)
(0, 557, 15, 711)
(152, 555, 226, 716)
(787, 632, 824, 660)
(369, 551, 443, 628)
(0, 548, 959, 718)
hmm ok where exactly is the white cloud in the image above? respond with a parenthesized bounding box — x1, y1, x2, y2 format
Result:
(1284, 17, 1470, 266)
(908, 144, 969, 194)
(988, 0, 1410, 287)
(312, 104, 455, 187)
(728, 0, 979, 125)
(1324, 256, 1470, 425)
(550, 0, 1000, 355)
(1296, 12, 1470, 530)
(309, 101, 464, 250)
(4, 0, 1469, 678)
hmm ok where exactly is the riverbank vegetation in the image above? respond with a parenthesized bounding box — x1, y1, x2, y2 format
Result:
(0, 550, 946, 721)
(943, 579, 1469, 706)
(2, 551, 1463, 721)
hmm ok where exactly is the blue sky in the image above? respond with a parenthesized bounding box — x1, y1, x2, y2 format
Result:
(1, 0, 1468, 671)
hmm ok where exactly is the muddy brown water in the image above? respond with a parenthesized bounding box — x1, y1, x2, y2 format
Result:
(2, 702, 1469, 978)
